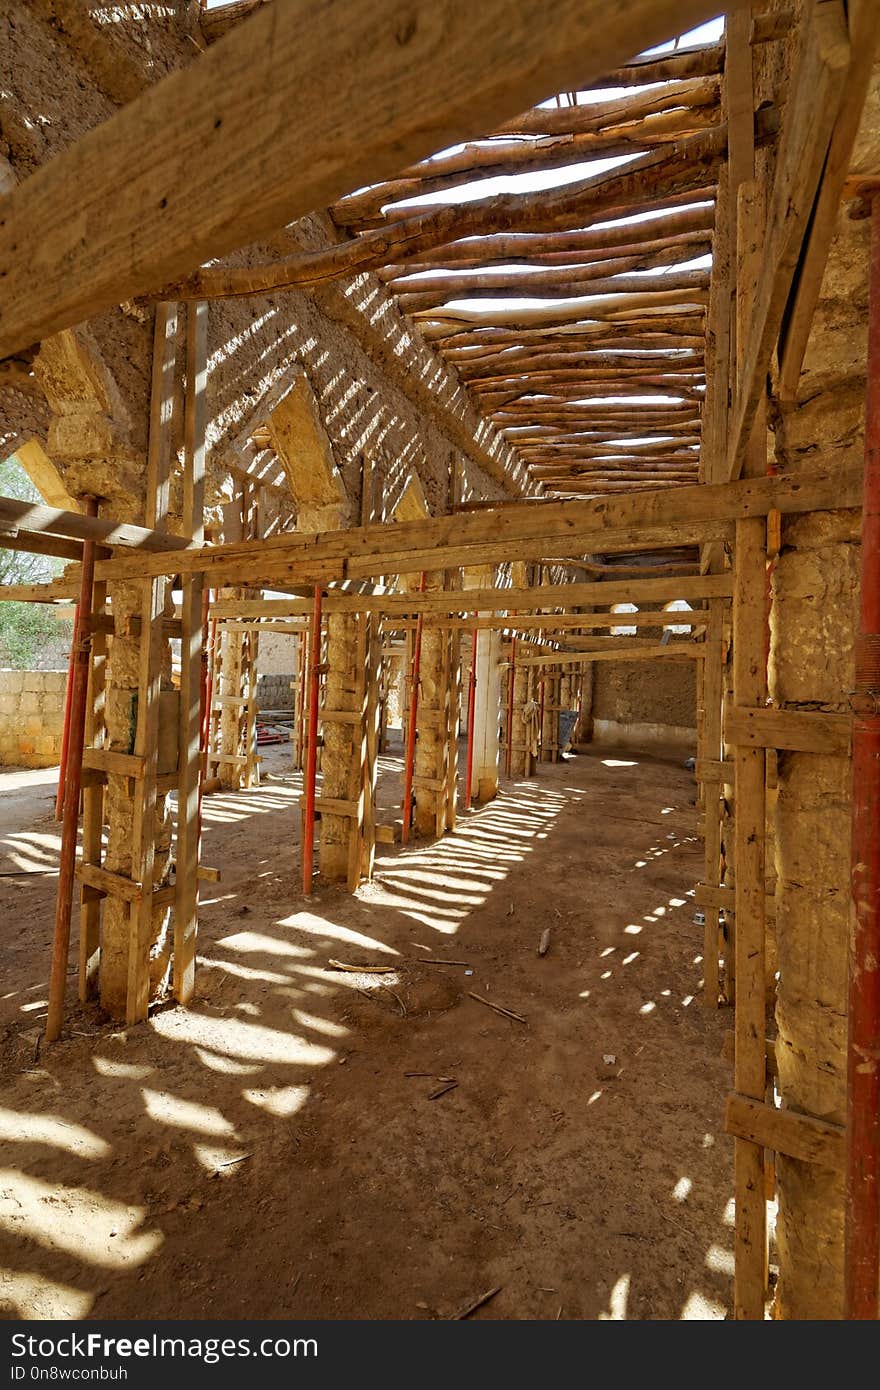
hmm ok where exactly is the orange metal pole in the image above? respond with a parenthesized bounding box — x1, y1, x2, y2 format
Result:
(296, 629, 308, 771)
(302, 585, 323, 894)
(54, 613, 78, 821)
(46, 498, 98, 1043)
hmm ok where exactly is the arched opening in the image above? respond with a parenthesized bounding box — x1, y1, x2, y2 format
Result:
(610, 601, 638, 636)
(663, 599, 694, 635)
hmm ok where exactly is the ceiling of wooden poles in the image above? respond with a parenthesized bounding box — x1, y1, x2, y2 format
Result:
(328, 24, 741, 504)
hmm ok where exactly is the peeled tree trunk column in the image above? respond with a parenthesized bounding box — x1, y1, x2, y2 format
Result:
(770, 207, 867, 1319)
(413, 573, 447, 838)
(319, 610, 360, 882)
(463, 565, 502, 803)
(846, 191, 880, 1321)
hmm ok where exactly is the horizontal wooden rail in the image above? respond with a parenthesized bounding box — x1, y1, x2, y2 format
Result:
(724, 706, 852, 755)
(725, 1093, 845, 1173)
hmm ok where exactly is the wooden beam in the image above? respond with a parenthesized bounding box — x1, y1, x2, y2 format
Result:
(0, 494, 192, 554)
(0, 580, 79, 602)
(511, 643, 704, 667)
(174, 300, 208, 1007)
(211, 574, 732, 617)
(727, 2, 850, 478)
(92, 466, 861, 587)
(0, 0, 747, 357)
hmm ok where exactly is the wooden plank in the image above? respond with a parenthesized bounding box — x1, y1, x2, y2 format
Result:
(78, 560, 107, 1002)
(311, 795, 360, 819)
(210, 574, 734, 618)
(695, 883, 735, 911)
(93, 467, 861, 587)
(722, 1032, 778, 1079)
(696, 757, 734, 781)
(0, 580, 79, 603)
(77, 861, 142, 904)
(725, 1093, 845, 1173)
(0, 0, 742, 359)
(0, 494, 193, 554)
(82, 747, 145, 779)
(513, 643, 704, 667)
(733, 510, 768, 1321)
(174, 299, 207, 1006)
(725, 705, 852, 755)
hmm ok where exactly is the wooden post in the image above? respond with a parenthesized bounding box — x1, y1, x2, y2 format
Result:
(302, 584, 323, 894)
(701, 599, 725, 1006)
(78, 555, 107, 1001)
(126, 302, 177, 1026)
(174, 299, 207, 1006)
(362, 612, 381, 881)
(45, 497, 98, 1042)
(732, 512, 769, 1320)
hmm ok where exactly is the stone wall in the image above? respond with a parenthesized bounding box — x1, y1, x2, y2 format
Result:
(256, 673, 294, 712)
(0, 669, 67, 767)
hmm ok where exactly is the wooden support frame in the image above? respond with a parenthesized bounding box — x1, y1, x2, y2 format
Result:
(92, 467, 861, 589)
(732, 514, 769, 1321)
(78, 550, 107, 1002)
(126, 302, 178, 1027)
(174, 300, 208, 1006)
(209, 574, 734, 617)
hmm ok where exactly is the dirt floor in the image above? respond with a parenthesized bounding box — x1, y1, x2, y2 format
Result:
(0, 740, 736, 1321)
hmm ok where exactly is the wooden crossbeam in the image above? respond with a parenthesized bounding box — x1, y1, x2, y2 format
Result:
(508, 642, 703, 667)
(91, 466, 860, 587)
(0, 0, 745, 358)
(210, 574, 732, 617)
(0, 495, 192, 555)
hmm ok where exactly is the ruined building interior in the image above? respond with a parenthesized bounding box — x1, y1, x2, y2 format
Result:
(0, 0, 878, 1323)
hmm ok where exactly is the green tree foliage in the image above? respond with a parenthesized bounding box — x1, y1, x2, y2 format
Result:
(0, 455, 73, 668)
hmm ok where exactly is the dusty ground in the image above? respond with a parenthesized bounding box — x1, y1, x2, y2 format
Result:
(0, 741, 735, 1321)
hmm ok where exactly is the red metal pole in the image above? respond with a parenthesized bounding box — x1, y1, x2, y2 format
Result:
(465, 626, 478, 809)
(401, 572, 426, 844)
(302, 585, 323, 894)
(46, 498, 98, 1043)
(296, 629, 308, 770)
(846, 193, 880, 1321)
(54, 612, 78, 820)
